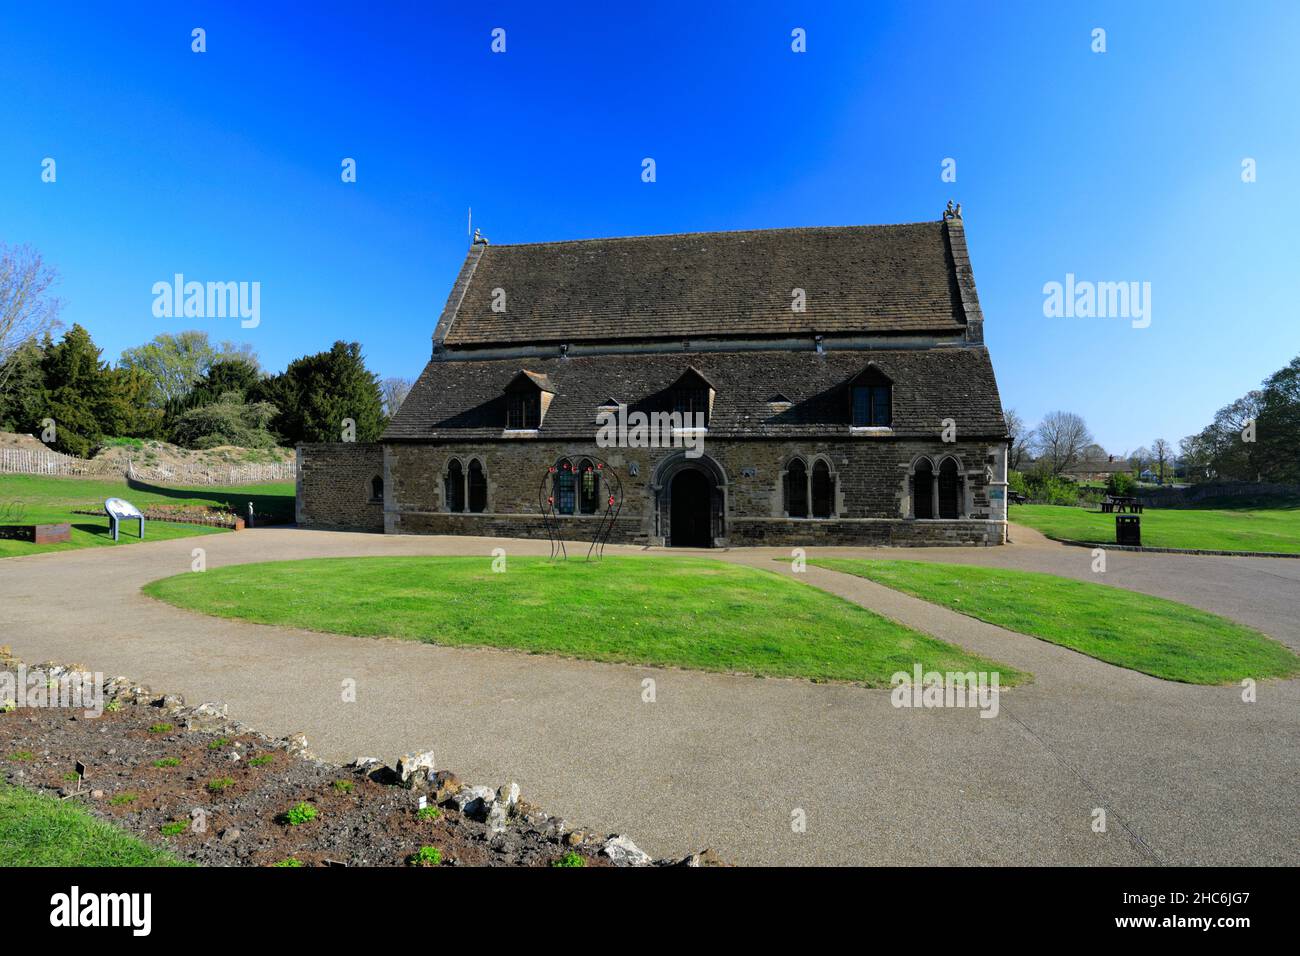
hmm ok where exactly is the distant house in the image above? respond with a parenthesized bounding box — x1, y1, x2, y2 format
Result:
(1063, 456, 1131, 483)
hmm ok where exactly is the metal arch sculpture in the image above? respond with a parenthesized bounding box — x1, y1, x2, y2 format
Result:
(537, 456, 623, 562)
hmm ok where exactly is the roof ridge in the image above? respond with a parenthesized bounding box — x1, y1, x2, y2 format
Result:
(482, 220, 944, 249)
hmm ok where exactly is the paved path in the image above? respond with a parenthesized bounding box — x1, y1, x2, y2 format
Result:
(1, 526, 1295, 866)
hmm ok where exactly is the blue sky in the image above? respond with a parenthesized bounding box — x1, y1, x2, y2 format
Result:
(3, 1, 1297, 453)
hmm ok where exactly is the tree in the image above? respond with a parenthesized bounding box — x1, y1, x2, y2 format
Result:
(381, 377, 414, 417)
(1254, 355, 1300, 484)
(1128, 446, 1151, 472)
(1180, 392, 1262, 481)
(119, 331, 221, 408)
(0, 338, 47, 433)
(107, 365, 165, 439)
(261, 341, 385, 444)
(0, 244, 62, 391)
(1151, 438, 1172, 483)
(38, 324, 119, 456)
(1004, 407, 1035, 472)
(1034, 411, 1093, 475)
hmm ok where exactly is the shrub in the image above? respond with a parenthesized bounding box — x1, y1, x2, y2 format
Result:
(148, 723, 173, 734)
(416, 805, 440, 821)
(152, 757, 181, 768)
(550, 851, 586, 868)
(1106, 471, 1138, 496)
(1022, 473, 1080, 506)
(208, 737, 230, 750)
(248, 754, 274, 767)
(110, 792, 138, 806)
(281, 802, 317, 826)
(207, 777, 235, 793)
(6, 751, 34, 762)
(160, 821, 187, 836)
(273, 858, 304, 868)
(407, 846, 442, 867)
(1007, 470, 1028, 497)
(333, 779, 354, 794)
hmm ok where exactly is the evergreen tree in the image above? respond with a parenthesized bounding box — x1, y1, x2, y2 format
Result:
(39, 324, 118, 456)
(263, 341, 385, 444)
(0, 337, 47, 433)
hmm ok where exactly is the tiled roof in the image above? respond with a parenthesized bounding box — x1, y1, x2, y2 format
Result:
(384, 347, 1007, 441)
(439, 221, 968, 347)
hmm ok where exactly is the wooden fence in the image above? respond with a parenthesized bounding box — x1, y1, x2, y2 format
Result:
(0, 447, 115, 477)
(0, 446, 295, 486)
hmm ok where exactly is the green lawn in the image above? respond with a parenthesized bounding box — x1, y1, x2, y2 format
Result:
(1012, 500, 1300, 553)
(0, 783, 182, 866)
(809, 559, 1300, 684)
(0, 474, 295, 558)
(142, 555, 1025, 686)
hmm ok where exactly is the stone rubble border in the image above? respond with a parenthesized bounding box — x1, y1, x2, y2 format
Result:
(0, 648, 724, 868)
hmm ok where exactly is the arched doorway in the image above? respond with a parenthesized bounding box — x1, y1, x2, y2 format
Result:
(670, 469, 712, 547)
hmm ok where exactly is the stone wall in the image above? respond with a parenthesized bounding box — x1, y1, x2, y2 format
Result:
(378, 437, 1007, 547)
(295, 443, 385, 531)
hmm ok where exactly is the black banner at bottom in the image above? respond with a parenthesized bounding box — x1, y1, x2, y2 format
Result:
(4, 865, 1286, 941)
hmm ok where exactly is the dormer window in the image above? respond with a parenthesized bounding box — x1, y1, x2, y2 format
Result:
(670, 367, 715, 428)
(849, 366, 892, 428)
(504, 370, 554, 431)
(507, 392, 539, 429)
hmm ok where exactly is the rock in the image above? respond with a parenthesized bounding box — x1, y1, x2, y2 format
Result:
(452, 785, 496, 820)
(220, 827, 241, 843)
(184, 701, 228, 731)
(601, 835, 652, 867)
(564, 830, 584, 847)
(154, 693, 185, 712)
(91, 789, 104, 799)
(432, 770, 462, 801)
(496, 781, 520, 809)
(678, 848, 725, 867)
(486, 800, 509, 834)
(396, 749, 436, 789)
(227, 751, 241, 763)
(283, 732, 310, 757)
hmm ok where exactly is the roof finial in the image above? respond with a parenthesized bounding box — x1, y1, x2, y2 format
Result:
(943, 200, 962, 221)
(473, 227, 489, 245)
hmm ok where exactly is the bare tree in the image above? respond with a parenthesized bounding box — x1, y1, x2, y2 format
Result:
(1004, 407, 1035, 471)
(1151, 438, 1172, 483)
(1034, 410, 1093, 475)
(381, 377, 414, 417)
(0, 244, 62, 389)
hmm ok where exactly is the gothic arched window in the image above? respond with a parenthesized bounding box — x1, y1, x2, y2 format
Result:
(445, 459, 465, 513)
(468, 459, 487, 513)
(578, 459, 600, 514)
(553, 459, 576, 515)
(785, 458, 809, 518)
(811, 459, 835, 518)
(912, 458, 934, 519)
(938, 457, 963, 519)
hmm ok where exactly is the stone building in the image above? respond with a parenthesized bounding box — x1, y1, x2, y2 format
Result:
(297, 211, 1010, 547)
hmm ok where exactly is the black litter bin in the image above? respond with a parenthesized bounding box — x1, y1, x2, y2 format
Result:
(1116, 515, 1141, 546)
